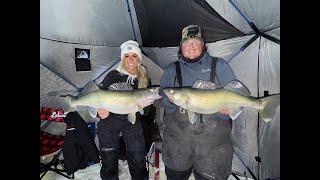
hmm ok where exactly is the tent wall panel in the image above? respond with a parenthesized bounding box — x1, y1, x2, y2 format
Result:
(40, 38, 120, 89)
(258, 37, 280, 179)
(229, 38, 260, 97)
(228, 38, 260, 178)
(40, 64, 78, 107)
(259, 108, 280, 179)
(142, 47, 179, 69)
(258, 37, 280, 96)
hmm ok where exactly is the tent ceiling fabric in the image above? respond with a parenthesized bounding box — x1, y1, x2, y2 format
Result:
(207, 35, 255, 61)
(143, 35, 255, 69)
(127, 0, 143, 44)
(229, 0, 280, 32)
(40, 0, 137, 46)
(133, 0, 244, 47)
(205, 0, 254, 34)
(265, 27, 280, 41)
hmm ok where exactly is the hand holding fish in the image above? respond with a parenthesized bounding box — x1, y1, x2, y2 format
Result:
(167, 96, 174, 104)
(219, 108, 231, 115)
(97, 108, 109, 119)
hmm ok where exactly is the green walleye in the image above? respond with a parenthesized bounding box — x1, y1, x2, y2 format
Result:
(55, 83, 162, 124)
(163, 80, 280, 124)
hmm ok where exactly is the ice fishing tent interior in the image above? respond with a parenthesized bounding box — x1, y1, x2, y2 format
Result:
(40, 0, 280, 179)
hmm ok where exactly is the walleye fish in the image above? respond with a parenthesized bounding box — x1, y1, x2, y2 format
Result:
(44, 83, 162, 124)
(163, 80, 280, 124)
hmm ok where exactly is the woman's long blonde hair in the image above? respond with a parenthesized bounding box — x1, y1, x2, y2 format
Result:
(136, 64, 149, 88)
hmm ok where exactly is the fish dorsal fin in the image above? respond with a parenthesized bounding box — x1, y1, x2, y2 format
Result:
(192, 80, 218, 89)
(108, 82, 133, 91)
(79, 81, 100, 97)
(224, 80, 250, 96)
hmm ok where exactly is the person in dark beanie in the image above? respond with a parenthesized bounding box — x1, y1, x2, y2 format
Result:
(160, 25, 240, 180)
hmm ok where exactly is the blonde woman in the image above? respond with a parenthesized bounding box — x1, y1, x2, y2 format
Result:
(97, 40, 150, 180)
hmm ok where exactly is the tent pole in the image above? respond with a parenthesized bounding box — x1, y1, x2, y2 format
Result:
(256, 36, 262, 180)
(261, 34, 280, 45)
(231, 173, 241, 180)
(229, 0, 280, 45)
(229, 0, 259, 35)
(229, 0, 252, 24)
(234, 150, 258, 180)
(227, 34, 259, 63)
(125, 0, 137, 41)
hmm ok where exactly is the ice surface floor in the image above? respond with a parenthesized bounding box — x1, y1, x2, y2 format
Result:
(41, 155, 252, 180)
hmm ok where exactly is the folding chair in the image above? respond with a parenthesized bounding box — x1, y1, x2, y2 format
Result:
(40, 107, 74, 179)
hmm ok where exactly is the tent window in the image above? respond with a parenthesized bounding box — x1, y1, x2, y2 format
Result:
(75, 48, 91, 71)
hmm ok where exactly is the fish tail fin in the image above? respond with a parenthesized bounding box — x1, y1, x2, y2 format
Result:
(41, 92, 76, 112)
(64, 95, 73, 112)
(258, 94, 280, 122)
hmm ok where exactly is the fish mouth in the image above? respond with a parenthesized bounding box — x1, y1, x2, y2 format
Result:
(162, 89, 174, 99)
(149, 87, 162, 99)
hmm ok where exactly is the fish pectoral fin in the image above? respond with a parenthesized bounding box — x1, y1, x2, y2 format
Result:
(128, 113, 136, 124)
(187, 110, 198, 124)
(192, 80, 218, 89)
(88, 108, 98, 118)
(137, 104, 144, 115)
(229, 107, 243, 120)
(224, 80, 250, 96)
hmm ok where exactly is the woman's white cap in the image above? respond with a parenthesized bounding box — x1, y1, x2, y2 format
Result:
(120, 40, 142, 61)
